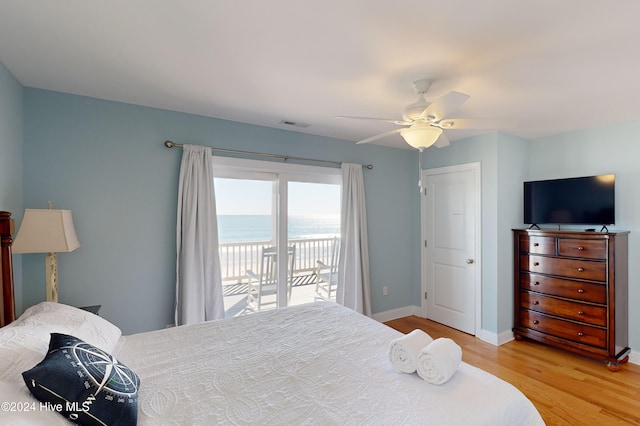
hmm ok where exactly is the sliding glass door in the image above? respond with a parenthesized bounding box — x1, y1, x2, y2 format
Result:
(213, 157, 341, 317)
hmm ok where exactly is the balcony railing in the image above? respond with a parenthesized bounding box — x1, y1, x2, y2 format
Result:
(219, 237, 337, 283)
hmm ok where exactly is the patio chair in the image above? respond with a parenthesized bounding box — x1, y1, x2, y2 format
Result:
(315, 237, 339, 301)
(246, 245, 296, 311)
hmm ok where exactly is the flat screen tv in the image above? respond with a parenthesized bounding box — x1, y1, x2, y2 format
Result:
(524, 174, 615, 225)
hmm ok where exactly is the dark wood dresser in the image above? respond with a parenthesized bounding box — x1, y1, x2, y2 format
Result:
(513, 229, 630, 370)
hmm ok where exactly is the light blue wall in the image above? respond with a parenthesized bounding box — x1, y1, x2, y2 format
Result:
(496, 133, 529, 334)
(22, 88, 419, 334)
(528, 121, 640, 350)
(0, 61, 23, 215)
(0, 60, 23, 309)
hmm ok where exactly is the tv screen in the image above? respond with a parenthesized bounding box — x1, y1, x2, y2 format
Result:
(524, 174, 615, 225)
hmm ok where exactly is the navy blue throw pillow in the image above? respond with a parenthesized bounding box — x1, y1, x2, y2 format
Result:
(22, 333, 139, 425)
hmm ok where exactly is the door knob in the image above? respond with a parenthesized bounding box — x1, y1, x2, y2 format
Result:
(466, 259, 474, 264)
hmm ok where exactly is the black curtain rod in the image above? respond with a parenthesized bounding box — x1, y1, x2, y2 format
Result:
(164, 140, 373, 170)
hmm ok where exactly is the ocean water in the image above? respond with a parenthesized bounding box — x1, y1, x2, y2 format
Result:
(218, 215, 340, 243)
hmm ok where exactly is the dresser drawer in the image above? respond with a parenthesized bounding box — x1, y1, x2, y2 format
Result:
(520, 310, 607, 349)
(521, 255, 606, 281)
(558, 238, 607, 260)
(520, 273, 606, 304)
(520, 291, 606, 326)
(519, 235, 555, 255)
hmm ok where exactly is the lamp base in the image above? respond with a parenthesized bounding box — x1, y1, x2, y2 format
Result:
(45, 252, 58, 303)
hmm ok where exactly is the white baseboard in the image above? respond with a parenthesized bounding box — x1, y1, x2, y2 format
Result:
(629, 349, 640, 366)
(498, 330, 516, 346)
(372, 305, 421, 323)
(476, 329, 514, 346)
(475, 329, 497, 345)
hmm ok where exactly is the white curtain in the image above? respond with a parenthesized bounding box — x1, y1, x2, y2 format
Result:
(337, 163, 372, 316)
(175, 145, 224, 325)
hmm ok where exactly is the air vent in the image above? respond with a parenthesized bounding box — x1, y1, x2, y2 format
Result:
(279, 119, 310, 128)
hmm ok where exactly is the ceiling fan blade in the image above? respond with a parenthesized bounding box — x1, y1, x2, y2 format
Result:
(337, 116, 409, 125)
(419, 91, 470, 121)
(355, 128, 403, 144)
(434, 132, 450, 148)
(437, 118, 517, 129)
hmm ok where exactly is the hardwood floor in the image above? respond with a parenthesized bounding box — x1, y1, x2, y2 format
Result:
(384, 316, 640, 426)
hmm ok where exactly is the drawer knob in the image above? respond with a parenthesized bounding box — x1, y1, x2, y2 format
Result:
(532, 320, 539, 325)
(577, 267, 585, 272)
(578, 311, 584, 315)
(577, 246, 585, 251)
(534, 262, 540, 266)
(577, 332, 584, 337)
(533, 301, 540, 305)
(577, 289, 585, 293)
(533, 242, 539, 247)
(534, 281, 540, 286)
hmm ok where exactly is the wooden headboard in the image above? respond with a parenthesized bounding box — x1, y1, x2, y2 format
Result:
(0, 211, 16, 327)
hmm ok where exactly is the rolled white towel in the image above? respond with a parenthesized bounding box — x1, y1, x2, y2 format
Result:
(416, 337, 462, 385)
(388, 329, 434, 373)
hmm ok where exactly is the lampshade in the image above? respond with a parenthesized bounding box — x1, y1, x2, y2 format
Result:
(400, 123, 443, 150)
(13, 209, 81, 254)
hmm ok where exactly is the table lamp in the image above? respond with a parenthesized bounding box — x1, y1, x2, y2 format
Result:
(12, 207, 80, 302)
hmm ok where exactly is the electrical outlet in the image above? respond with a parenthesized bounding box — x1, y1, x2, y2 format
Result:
(382, 286, 388, 296)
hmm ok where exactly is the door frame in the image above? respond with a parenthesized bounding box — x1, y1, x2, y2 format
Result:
(420, 162, 482, 336)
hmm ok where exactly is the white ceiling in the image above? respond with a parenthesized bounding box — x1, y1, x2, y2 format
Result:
(2, 1, 640, 149)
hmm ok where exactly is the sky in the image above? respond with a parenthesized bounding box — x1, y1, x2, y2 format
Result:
(214, 178, 340, 216)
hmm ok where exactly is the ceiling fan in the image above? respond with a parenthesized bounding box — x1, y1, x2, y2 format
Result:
(338, 79, 515, 150)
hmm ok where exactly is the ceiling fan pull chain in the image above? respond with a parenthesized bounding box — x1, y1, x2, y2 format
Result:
(418, 148, 424, 193)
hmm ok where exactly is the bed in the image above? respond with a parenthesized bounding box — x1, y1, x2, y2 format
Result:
(0, 211, 545, 425)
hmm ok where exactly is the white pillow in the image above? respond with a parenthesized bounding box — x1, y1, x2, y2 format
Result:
(0, 325, 72, 384)
(12, 302, 122, 353)
(0, 380, 69, 425)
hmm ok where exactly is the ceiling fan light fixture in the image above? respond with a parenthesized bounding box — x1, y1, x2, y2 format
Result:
(400, 124, 443, 149)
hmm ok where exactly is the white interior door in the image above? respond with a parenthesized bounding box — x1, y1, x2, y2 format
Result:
(421, 163, 480, 335)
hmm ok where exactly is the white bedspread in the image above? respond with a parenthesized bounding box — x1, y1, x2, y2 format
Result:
(116, 302, 544, 425)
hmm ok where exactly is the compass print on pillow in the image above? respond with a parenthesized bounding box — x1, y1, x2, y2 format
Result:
(23, 333, 140, 426)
